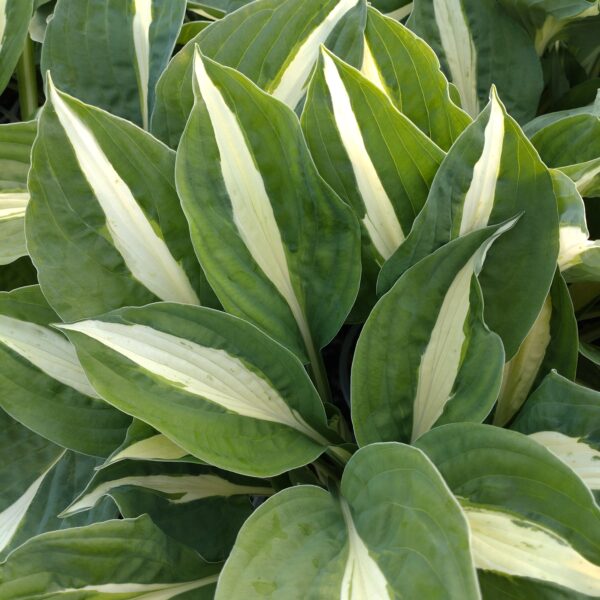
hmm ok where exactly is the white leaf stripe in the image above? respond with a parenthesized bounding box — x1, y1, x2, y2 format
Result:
(411, 258, 473, 442)
(340, 499, 391, 600)
(0, 315, 100, 398)
(270, 0, 362, 108)
(132, 0, 153, 130)
(529, 431, 600, 490)
(0, 451, 65, 552)
(322, 49, 403, 260)
(47, 79, 200, 306)
(192, 51, 318, 361)
(59, 320, 329, 445)
(432, 0, 478, 118)
(360, 40, 387, 94)
(0, 192, 28, 221)
(574, 160, 600, 196)
(107, 434, 188, 464)
(65, 473, 274, 516)
(0, 0, 6, 48)
(459, 90, 504, 235)
(466, 506, 600, 596)
(386, 3, 413, 20)
(55, 576, 220, 598)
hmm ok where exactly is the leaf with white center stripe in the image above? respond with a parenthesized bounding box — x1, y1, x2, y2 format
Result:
(103, 420, 200, 467)
(63, 459, 272, 561)
(416, 423, 600, 597)
(529, 96, 600, 197)
(0, 120, 36, 266)
(379, 89, 559, 359)
(494, 269, 578, 426)
(302, 47, 444, 319)
(0, 0, 34, 95)
(216, 443, 480, 600)
(513, 371, 600, 496)
(0, 286, 129, 456)
(362, 7, 470, 150)
(152, 0, 367, 147)
(27, 81, 217, 322)
(42, 0, 187, 127)
(0, 412, 118, 560)
(0, 516, 221, 599)
(465, 504, 600, 597)
(352, 222, 510, 446)
(407, 0, 542, 122)
(176, 51, 360, 374)
(498, 0, 599, 55)
(59, 302, 340, 478)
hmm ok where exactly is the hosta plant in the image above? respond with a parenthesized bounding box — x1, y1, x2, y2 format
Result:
(0, 0, 599, 598)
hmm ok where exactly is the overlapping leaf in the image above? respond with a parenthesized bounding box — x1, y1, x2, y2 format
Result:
(361, 7, 470, 150)
(59, 302, 341, 477)
(0, 0, 34, 95)
(176, 50, 361, 373)
(379, 89, 559, 359)
(42, 0, 187, 127)
(0, 286, 129, 456)
(216, 443, 480, 600)
(153, 0, 368, 146)
(352, 223, 509, 446)
(27, 81, 216, 321)
(408, 0, 543, 122)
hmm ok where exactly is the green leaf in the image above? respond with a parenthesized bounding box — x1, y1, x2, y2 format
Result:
(216, 443, 480, 600)
(494, 269, 578, 426)
(352, 222, 509, 446)
(59, 302, 339, 478)
(0, 0, 34, 95)
(27, 80, 217, 322)
(152, 0, 368, 147)
(407, 0, 543, 122)
(175, 51, 361, 369)
(529, 93, 600, 197)
(361, 7, 470, 150)
(42, 0, 187, 128)
(0, 286, 130, 456)
(0, 121, 36, 266)
(0, 516, 221, 599)
(512, 371, 600, 494)
(497, 0, 599, 55)
(0, 412, 118, 559)
(64, 459, 272, 561)
(416, 423, 600, 595)
(379, 89, 559, 359)
(301, 46, 444, 318)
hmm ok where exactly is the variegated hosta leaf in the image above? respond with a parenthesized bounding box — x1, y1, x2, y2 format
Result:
(59, 303, 340, 478)
(0, 0, 34, 95)
(379, 89, 559, 359)
(216, 443, 480, 600)
(27, 80, 217, 322)
(302, 47, 444, 319)
(102, 420, 200, 468)
(529, 93, 600, 197)
(497, 0, 599, 54)
(352, 223, 510, 446)
(361, 7, 470, 150)
(0, 412, 118, 559)
(0, 121, 36, 266)
(152, 0, 368, 147)
(187, 0, 253, 20)
(494, 270, 578, 426)
(0, 516, 221, 599)
(42, 0, 187, 127)
(63, 459, 273, 562)
(512, 371, 600, 496)
(416, 423, 600, 596)
(0, 286, 129, 456)
(176, 51, 360, 367)
(552, 169, 600, 282)
(407, 0, 543, 122)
